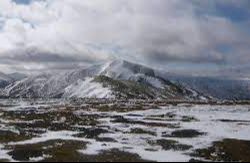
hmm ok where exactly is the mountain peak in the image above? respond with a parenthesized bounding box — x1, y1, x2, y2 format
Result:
(107, 59, 145, 68)
(108, 58, 126, 65)
(99, 59, 156, 80)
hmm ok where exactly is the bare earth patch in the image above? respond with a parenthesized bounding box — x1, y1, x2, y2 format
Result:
(0, 99, 250, 162)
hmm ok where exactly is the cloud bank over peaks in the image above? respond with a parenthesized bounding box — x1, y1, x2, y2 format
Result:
(0, 0, 249, 78)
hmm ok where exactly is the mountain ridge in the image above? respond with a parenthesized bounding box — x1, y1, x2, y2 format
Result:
(0, 59, 206, 100)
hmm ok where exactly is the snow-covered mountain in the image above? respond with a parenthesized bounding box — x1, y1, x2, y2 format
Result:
(0, 72, 27, 89)
(1, 60, 206, 100)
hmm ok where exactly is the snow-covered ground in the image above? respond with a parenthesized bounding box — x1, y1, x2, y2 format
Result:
(79, 105, 250, 161)
(0, 100, 250, 162)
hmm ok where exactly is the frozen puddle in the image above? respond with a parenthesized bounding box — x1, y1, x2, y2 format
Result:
(0, 101, 250, 162)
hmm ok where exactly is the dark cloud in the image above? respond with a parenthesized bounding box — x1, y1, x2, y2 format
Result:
(0, 48, 96, 63)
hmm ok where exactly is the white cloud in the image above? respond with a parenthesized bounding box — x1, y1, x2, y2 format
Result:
(0, 0, 249, 74)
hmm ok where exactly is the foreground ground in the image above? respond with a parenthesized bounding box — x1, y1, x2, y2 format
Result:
(0, 99, 250, 162)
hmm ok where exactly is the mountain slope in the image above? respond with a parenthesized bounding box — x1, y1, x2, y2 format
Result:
(2, 60, 206, 100)
(93, 75, 202, 100)
(64, 77, 114, 99)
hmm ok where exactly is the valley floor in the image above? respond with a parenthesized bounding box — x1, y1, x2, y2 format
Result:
(0, 99, 250, 162)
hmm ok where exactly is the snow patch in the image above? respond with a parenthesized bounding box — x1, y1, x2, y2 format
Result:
(29, 155, 51, 162)
(64, 78, 114, 99)
(9, 131, 79, 145)
(0, 144, 13, 161)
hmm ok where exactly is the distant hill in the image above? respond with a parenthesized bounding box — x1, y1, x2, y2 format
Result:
(166, 75, 250, 100)
(0, 72, 26, 88)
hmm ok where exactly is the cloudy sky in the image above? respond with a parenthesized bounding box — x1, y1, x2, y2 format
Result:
(0, 0, 249, 78)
